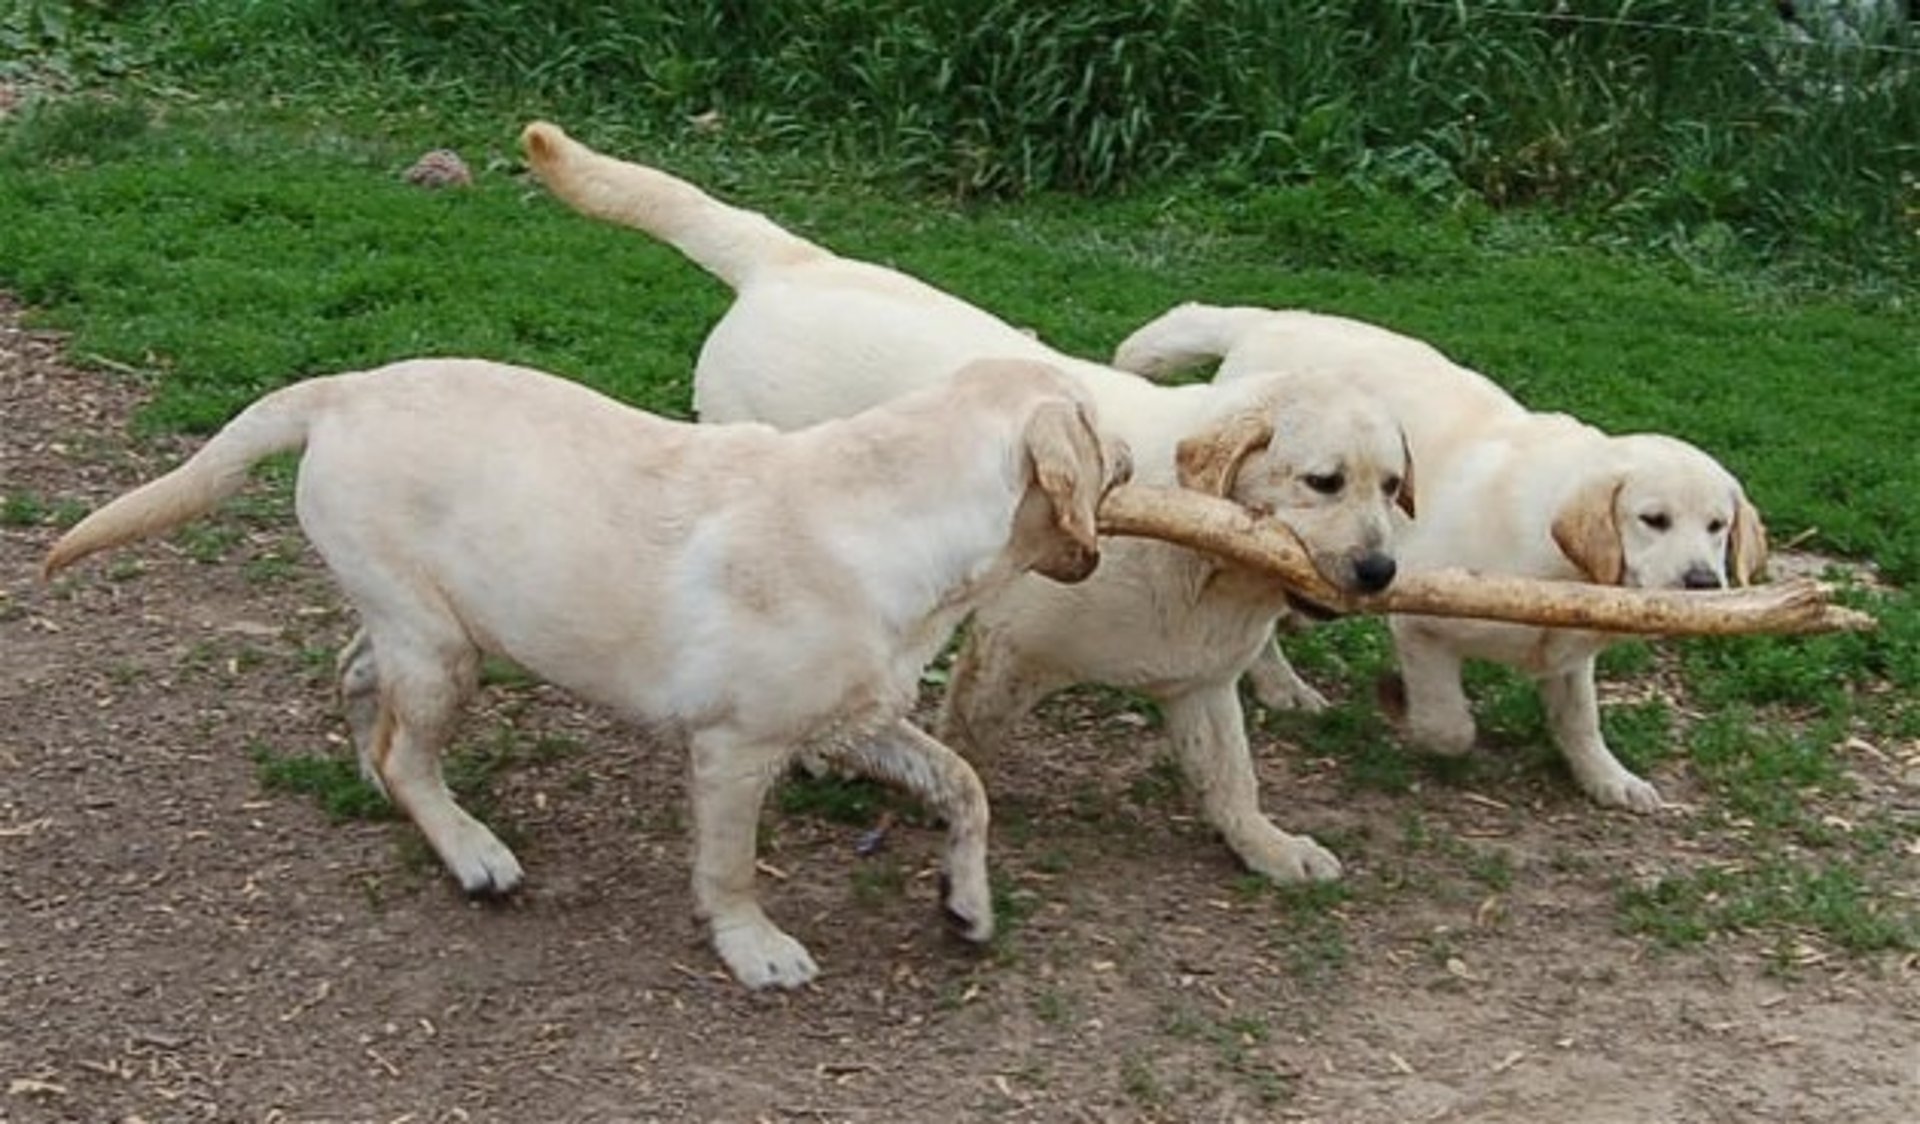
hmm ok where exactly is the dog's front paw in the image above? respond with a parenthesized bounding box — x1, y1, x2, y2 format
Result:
(1247, 651, 1330, 715)
(1580, 768, 1663, 814)
(1242, 831, 1343, 884)
(1403, 710, 1477, 757)
(713, 919, 820, 990)
(441, 824, 524, 896)
(1250, 673, 1330, 715)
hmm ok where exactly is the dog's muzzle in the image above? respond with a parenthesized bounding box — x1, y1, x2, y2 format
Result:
(1286, 590, 1344, 621)
(1353, 551, 1398, 594)
(1681, 564, 1724, 590)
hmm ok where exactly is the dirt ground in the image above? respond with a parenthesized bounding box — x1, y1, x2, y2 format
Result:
(2, 296, 1915, 1123)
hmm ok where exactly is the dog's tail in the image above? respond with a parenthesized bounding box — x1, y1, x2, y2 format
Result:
(520, 120, 828, 290)
(41, 378, 330, 580)
(1110, 302, 1278, 381)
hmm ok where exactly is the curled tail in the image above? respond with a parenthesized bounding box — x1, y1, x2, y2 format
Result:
(1110, 302, 1278, 381)
(42, 378, 330, 579)
(520, 120, 828, 290)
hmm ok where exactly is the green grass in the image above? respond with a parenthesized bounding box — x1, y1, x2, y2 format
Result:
(1162, 1004, 1292, 1105)
(250, 742, 393, 824)
(1125, 754, 1185, 808)
(0, 490, 89, 529)
(1619, 859, 1919, 954)
(1119, 1053, 1165, 1106)
(251, 718, 578, 840)
(3, 94, 1914, 579)
(46, 0, 1914, 289)
(849, 856, 910, 910)
(777, 772, 904, 827)
(1270, 881, 1353, 983)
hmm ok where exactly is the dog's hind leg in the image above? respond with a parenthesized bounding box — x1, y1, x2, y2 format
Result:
(1244, 631, 1330, 714)
(835, 720, 994, 944)
(938, 626, 1068, 764)
(689, 729, 818, 989)
(335, 627, 387, 797)
(1390, 624, 1477, 755)
(361, 627, 516, 895)
(1161, 683, 1342, 883)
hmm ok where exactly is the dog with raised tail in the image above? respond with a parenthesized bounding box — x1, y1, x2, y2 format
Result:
(1113, 304, 1767, 812)
(522, 121, 1418, 885)
(43, 355, 1128, 989)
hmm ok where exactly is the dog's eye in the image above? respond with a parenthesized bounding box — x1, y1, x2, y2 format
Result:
(1383, 475, 1403, 498)
(1304, 472, 1344, 495)
(1639, 513, 1671, 532)
(1707, 518, 1727, 534)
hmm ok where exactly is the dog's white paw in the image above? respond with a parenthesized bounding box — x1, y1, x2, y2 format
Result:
(1405, 714, 1477, 757)
(1251, 675, 1330, 715)
(440, 822, 524, 896)
(1582, 769, 1663, 814)
(713, 919, 820, 990)
(1242, 831, 1344, 884)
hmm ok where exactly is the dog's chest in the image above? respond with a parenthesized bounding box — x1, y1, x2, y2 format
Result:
(1406, 616, 1612, 676)
(1108, 563, 1285, 687)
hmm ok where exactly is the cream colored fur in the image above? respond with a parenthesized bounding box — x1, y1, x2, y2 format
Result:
(1113, 305, 1768, 812)
(523, 121, 1414, 884)
(44, 356, 1126, 989)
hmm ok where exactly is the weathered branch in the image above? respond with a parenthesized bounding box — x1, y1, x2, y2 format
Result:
(1097, 485, 1876, 636)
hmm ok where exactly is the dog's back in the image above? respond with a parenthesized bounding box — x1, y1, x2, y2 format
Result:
(523, 121, 1198, 436)
(691, 258, 1069, 426)
(1115, 304, 1531, 476)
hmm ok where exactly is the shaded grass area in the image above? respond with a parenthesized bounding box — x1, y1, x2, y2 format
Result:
(20, 1, 1912, 288)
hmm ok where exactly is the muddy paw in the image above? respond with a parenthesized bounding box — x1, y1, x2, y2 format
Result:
(938, 872, 995, 944)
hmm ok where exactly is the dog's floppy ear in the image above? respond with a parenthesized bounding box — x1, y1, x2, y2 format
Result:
(1551, 474, 1626, 585)
(1020, 400, 1106, 583)
(1395, 430, 1417, 519)
(1728, 493, 1769, 586)
(1176, 409, 1272, 498)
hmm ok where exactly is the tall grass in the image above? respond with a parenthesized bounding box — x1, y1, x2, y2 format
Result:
(50, 0, 1913, 281)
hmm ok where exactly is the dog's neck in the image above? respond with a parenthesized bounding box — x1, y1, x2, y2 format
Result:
(796, 412, 1033, 642)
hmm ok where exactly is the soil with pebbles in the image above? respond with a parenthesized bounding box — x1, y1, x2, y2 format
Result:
(2, 296, 1915, 1123)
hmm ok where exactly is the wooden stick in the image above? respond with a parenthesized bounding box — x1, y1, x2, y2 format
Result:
(1097, 485, 1876, 636)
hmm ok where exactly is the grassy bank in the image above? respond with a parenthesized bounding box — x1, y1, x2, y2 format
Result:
(7, 2, 1917, 285)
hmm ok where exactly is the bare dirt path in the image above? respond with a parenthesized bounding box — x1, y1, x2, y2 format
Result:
(2, 299, 1915, 1123)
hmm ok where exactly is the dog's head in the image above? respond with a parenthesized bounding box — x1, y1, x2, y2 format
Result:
(1176, 371, 1411, 610)
(1551, 435, 1766, 590)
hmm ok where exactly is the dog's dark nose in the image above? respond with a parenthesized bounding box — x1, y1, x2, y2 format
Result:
(1681, 565, 1723, 590)
(1353, 552, 1397, 593)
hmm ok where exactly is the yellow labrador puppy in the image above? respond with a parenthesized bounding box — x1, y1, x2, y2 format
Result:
(1113, 305, 1767, 811)
(42, 356, 1127, 989)
(523, 122, 1413, 884)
